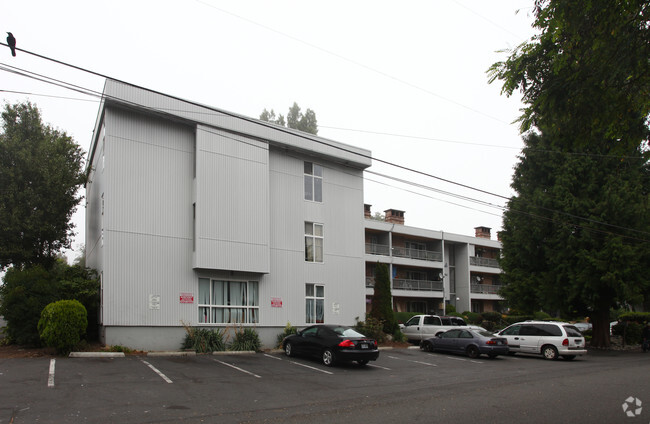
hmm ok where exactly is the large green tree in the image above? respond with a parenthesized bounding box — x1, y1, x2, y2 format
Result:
(369, 262, 397, 334)
(260, 102, 318, 135)
(0, 102, 86, 270)
(489, 0, 650, 347)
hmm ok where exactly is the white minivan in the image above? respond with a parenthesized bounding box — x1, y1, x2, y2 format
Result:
(497, 321, 587, 360)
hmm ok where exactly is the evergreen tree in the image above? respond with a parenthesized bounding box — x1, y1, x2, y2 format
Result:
(370, 262, 397, 334)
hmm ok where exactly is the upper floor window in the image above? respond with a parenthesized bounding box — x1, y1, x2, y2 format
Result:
(304, 162, 323, 202)
(305, 222, 323, 262)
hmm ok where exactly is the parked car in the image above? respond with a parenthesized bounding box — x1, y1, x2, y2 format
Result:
(400, 314, 482, 344)
(573, 322, 592, 333)
(497, 321, 587, 360)
(282, 324, 379, 366)
(420, 328, 509, 359)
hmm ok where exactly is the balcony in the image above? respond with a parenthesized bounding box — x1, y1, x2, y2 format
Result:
(366, 277, 443, 292)
(470, 256, 500, 268)
(365, 243, 442, 262)
(471, 283, 502, 295)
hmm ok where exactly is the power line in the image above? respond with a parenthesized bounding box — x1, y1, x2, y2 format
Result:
(2, 47, 648, 242)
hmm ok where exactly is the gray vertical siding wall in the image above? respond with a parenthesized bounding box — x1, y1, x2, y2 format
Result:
(85, 80, 371, 349)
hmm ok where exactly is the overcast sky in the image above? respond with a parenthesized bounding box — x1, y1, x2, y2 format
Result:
(2, 1, 539, 262)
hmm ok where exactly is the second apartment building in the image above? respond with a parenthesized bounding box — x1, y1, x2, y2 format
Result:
(364, 206, 503, 315)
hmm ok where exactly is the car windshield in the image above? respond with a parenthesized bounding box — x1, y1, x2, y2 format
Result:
(333, 327, 366, 338)
(563, 325, 583, 337)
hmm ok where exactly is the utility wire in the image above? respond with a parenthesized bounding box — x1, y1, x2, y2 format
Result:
(2, 47, 648, 241)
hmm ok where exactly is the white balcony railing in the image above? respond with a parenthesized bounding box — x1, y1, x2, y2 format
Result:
(470, 283, 502, 295)
(470, 256, 500, 268)
(365, 243, 442, 262)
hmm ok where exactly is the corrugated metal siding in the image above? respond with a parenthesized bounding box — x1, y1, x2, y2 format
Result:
(194, 125, 270, 273)
(102, 108, 196, 326)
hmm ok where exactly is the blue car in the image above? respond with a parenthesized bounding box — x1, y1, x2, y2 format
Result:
(421, 328, 508, 359)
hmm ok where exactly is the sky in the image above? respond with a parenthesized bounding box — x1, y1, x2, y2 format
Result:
(1, 0, 539, 263)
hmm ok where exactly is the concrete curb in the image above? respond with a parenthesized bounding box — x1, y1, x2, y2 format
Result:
(69, 352, 125, 358)
(213, 350, 256, 355)
(407, 345, 421, 349)
(378, 346, 394, 351)
(147, 351, 197, 357)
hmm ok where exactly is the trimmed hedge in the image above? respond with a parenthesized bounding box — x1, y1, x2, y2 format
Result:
(37, 300, 87, 354)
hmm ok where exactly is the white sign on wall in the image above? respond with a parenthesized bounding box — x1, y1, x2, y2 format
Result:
(149, 294, 161, 310)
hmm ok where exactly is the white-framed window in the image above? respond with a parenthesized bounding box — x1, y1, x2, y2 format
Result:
(304, 162, 323, 202)
(306, 283, 324, 324)
(198, 278, 259, 324)
(305, 222, 323, 262)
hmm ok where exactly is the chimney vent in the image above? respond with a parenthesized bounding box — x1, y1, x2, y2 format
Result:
(364, 204, 372, 219)
(384, 209, 405, 225)
(474, 226, 491, 239)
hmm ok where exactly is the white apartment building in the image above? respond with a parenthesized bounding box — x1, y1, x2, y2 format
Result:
(85, 80, 371, 350)
(364, 206, 503, 315)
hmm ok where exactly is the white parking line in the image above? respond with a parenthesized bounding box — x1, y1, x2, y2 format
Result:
(367, 363, 391, 370)
(263, 353, 282, 361)
(141, 360, 173, 383)
(213, 359, 262, 378)
(388, 355, 437, 367)
(289, 361, 333, 375)
(445, 356, 484, 364)
(47, 359, 56, 388)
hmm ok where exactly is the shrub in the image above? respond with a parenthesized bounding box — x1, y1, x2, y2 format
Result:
(355, 316, 386, 343)
(480, 320, 496, 332)
(463, 312, 482, 325)
(230, 328, 261, 352)
(533, 311, 552, 320)
(446, 304, 457, 314)
(37, 300, 87, 355)
(395, 312, 419, 325)
(0, 263, 99, 346)
(276, 322, 298, 348)
(481, 311, 502, 323)
(624, 322, 643, 345)
(182, 326, 226, 353)
(392, 328, 406, 343)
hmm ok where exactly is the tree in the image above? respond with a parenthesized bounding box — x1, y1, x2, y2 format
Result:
(0, 261, 100, 346)
(369, 262, 397, 334)
(489, 0, 650, 347)
(0, 102, 86, 270)
(260, 102, 319, 135)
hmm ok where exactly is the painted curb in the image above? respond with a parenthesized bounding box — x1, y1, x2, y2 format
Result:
(69, 352, 125, 358)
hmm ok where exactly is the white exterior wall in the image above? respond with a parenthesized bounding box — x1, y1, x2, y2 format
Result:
(85, 80, 370, 350)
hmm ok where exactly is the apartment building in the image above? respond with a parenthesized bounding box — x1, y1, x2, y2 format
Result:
(364, 206, 503, 315)
(85, 80, 371, 350)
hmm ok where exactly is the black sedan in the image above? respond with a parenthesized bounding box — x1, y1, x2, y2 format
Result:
(282, 324, 380, 366)
(421, 328, 508, 359)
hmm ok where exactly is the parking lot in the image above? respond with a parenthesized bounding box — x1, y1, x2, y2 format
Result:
(2, 348, 650, 423)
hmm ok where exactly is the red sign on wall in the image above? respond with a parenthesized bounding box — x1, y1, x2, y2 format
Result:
(271, 297, 283, 308)
(179, 293, 194, 304)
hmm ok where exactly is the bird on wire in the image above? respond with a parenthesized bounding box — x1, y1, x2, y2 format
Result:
(6, 32, 16, 56)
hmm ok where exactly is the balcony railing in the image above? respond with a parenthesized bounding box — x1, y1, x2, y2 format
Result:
(470, 256, 500, 268)
(366, 277, 443, 292)
(471, 283, 502, 295)
(393, 278, 443, 292)
(365, 243, 442, 262)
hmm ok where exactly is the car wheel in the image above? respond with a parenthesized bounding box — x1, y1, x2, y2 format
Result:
(356, 360, 369, 366)
(541, 345, 559, 360)
(421, 342, 432, 352)
(562, 355, 576, 361)
(322, 348, 335, 367)
(466, 345, 480, 359)
(284, 342, 293, 357)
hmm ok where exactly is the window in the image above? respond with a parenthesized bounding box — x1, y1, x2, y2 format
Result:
(305, 283, 324, 323)
(198, 278, 259, 324)
(304, 162, 323, 202)
(305, 222, 323, 262)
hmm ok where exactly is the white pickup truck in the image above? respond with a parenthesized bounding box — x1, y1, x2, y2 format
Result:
(400, 315, 477, 344)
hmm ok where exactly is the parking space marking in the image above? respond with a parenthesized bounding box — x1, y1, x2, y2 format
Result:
(367, 363, 391, 370)
(213, 359, 261, 378)
(47, 359, 56, 388)
(445, 356, 484, 364)
(387, 355, 437, 367)
(141, 360, 173, 383)
(289, 361, 333, 375)
(263, 353, 282, 361)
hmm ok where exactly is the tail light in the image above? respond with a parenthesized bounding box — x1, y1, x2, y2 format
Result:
(562, 338, 569, 346)
(486, 340, 497, 345)
(339, 340, 355, 348)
